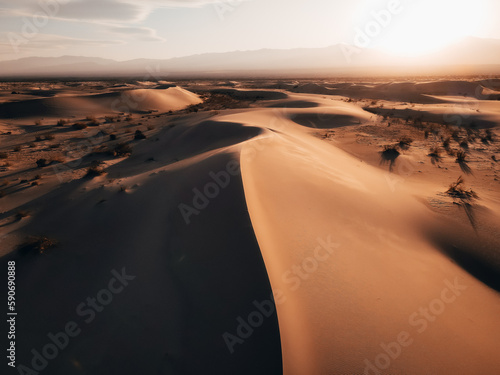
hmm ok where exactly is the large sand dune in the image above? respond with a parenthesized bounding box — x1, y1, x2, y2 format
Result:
(0, 80, 499, 374)
(0, 87, 202, 119)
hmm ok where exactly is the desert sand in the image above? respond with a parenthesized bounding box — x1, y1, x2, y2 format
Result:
(1, 79, 499, 374)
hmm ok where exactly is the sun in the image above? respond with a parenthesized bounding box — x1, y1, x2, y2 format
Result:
(369, 0, 484, 56)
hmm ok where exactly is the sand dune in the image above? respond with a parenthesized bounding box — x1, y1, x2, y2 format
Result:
(0, 87, 202, 119)
(0, 80, 499, 374)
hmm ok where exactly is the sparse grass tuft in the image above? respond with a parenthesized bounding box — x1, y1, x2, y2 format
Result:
(446, 176, 478, 201)
(456, 150, 467, 163)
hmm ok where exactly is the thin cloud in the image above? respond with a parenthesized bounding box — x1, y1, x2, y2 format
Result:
(107, 26, 166, 42)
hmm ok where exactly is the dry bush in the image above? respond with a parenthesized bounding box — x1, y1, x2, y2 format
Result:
(134, 130, 146, 140)
(18, 235, 58, 255)
(442, 137, 451, 149)
(398, 136, 413, 148)
(456, 150, 467, 163)
(36, 159, 47, 168)
(72, 122, 88, 130)
(428, 146, 441, 158)
(112, 143, 132, 157)
(446, 176, 478, 201)
(85, 161, 106, 178)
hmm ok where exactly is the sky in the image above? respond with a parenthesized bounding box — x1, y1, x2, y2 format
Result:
(0, 0, 499, 62)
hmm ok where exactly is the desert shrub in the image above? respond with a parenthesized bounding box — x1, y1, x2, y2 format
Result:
(36, 159, 47, 168)
(35, 135, 44, 142)
(381, 145, 400, 162)
(398, 136, 413, 148)
(86, 116, 99, 126)
(85, 162, 106, 178)
(57, 119, 68, 126)
(428, 146, 441, 158)
(147, 125, 155, 131)
(109, 134, 117, 141)
(49, 143, 61, 149)
(0, 190, 5, 198)
(45, 134, 55, 141)
(459, 140, 469, 149)
(112, 143, 132, 157)
(125, 114, 133, 122)
(0, 152, 7, 159)
(134, 130, 146, 140)
(446, 176, 478, 201)
(456, 150, 467, 163)
(442, 137, 451, 149)
(72, 122, 88, 130)
(33, 174, 41, 180)
(34, 120, 42, 126)
(13, 145, 21, 152)
(18, 235, 58, 255)
(28, 143, 36, 148)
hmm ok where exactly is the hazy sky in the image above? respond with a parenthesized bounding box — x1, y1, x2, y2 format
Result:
(0, 0, 499, 61)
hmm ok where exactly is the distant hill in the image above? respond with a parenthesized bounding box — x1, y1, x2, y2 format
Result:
(1, 37, 499, 78)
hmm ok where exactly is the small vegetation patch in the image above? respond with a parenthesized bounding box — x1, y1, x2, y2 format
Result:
(446, 176, 478, 201)
(85, 161, 106, 178)
(72, 122, 88, 130)
(134, 130, 146, 140)
(18, 235, 58, 255)
(112, 143, 132, 157)
(456, 150, 467, 163)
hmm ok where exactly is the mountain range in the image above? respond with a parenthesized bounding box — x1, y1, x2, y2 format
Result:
(1, 37, 499, 78)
